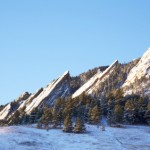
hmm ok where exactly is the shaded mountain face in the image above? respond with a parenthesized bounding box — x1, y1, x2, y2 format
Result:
(0, 48, 149, 121)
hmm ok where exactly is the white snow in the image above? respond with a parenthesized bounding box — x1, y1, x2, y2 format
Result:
(72, 72, 103, 98)
(0, 104, 11, 120)
(0, 92, 31, 120)
(0, 125, 149, 150)
(18, 94, 34, 110)
(72, 60, 118, 98)
(123, 48, 150, 95)
(25, 71, 69, 114)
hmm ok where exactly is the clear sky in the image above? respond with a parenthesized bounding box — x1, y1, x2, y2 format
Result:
(0, 0, 150, 104)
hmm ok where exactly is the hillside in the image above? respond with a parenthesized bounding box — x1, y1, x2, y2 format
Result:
(0, 48, 149, 127)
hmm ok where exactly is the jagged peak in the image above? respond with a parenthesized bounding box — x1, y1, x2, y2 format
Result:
(63, 70, 69, 76)
(25, 71, 70, 114)
(57, 70, 70, 81)
(122, 48, 150, 95)
(140, 47, 150, 61)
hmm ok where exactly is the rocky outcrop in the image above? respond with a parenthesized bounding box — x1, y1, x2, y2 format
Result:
(122, 48, 150, 96)
(72, 60, 118, 98)
(0, 104, 11, 120)
(18, 88, 43, 111)
(25, 71, 72, 114)
(0, 92, 31, 120)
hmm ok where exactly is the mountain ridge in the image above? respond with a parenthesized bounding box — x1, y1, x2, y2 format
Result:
(0, 48, 150, 122)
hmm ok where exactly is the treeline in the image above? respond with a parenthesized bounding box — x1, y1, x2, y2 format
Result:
(104, 89, 150, 125)
(37, 94, 100, 133)
(92, 60, 140, 98)
(1, 90, 149, 132)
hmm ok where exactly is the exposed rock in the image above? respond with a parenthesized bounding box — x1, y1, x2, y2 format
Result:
(25, 71, 72, 114)
(0, 92, 31, 120)
(0, 104, 11, 120)
(122, 48, 150, 95)
(72, 60, 118, 98)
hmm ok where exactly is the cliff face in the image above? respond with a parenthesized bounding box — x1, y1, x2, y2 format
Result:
(25, 71, 72, 114)
(122, 48, 150, 96)
(72, 60, 118, 98)
(0, 92, 31, 120)
(0, 71, 73, 119)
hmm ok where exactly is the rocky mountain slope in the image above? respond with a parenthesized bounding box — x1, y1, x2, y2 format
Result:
(72, 60, 118, 98)
(0, 92, 31, 120)
(0, 48, 150, 121)
(122, 48, 150, 96)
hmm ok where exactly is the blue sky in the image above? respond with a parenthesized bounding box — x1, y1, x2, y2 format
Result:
(0, 0, 150, 104)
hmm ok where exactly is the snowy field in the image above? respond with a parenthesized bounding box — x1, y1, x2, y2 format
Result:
(0, 125, 150, 150)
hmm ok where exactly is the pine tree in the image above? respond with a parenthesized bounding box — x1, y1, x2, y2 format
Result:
(63, 114, 73, 133)
(107, 108, 113, 125)
(52, 107, 59, 128)
(23, 114, 30, 124)
(37, 121, 42, 129)
(57, 108, 64, 127)
(145, 102, 150, 125)
(40, 107, 52, 129)
(90, 106, 100, 125)
(10, 110, 20, 125)
(73, 118, 86, 133)
(124, 100, 136, 124)
(114, 104, 123, 123)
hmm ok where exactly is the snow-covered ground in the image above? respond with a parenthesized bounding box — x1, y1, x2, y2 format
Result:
(0, 125, 150, 150)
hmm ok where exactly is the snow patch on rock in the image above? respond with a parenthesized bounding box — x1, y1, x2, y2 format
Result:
(72, 60, 118, 98)
(25, 71, 69, 114)
(123, 48, 150, 95)
(0, 104, 11, 120)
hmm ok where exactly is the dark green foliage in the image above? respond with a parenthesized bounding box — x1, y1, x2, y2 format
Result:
(114, 104, 123, 123)
(89, 106, 101, 124)
(70, 65, 108, 93)
(73, 118, 86, 133)
(63, 114, 73, 133)
(145, 102, 150, 125)
(52, 106, 59, 128)
(123, 96, 148, 124)
(91, 59, 140, 98)
(40, 107, 52, 129)
(10, 110, 21, 125)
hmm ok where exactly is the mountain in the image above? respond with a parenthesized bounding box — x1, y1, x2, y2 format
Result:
(72, 60, 118, 98)
(0, 48, 150, 123)
(122, 48, 150, 96)
(0, 92, 31, 120)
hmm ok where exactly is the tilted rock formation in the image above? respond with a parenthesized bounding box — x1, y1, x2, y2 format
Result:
(72, 60, 118, 98)
(122, 48, 150, 96)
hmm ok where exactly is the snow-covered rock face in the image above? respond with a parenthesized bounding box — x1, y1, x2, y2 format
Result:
(0, 92, 31, 120)
(15, 92, 31, 104)
(25, 71, 71, 114)
(72, 60, 118, 98)
(0, 71, 73, 119)
(0, 104, 11, 120)
(122, 48, 150, 95)
(18, 88, 43, 111)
